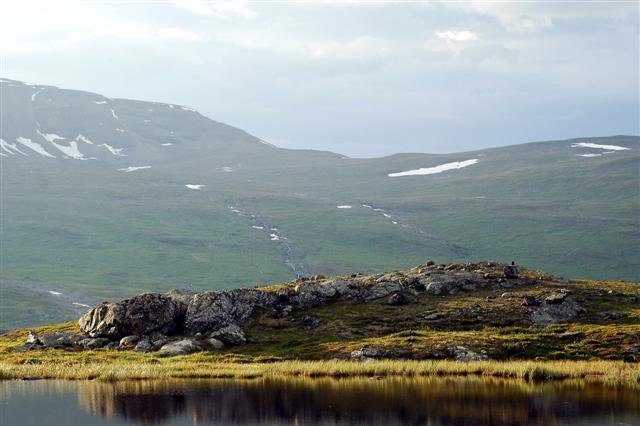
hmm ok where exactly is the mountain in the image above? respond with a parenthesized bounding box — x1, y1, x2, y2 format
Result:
(0, 77, 638, 329)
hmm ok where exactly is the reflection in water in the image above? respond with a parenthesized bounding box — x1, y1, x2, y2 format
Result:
(2, 377, 639, 426)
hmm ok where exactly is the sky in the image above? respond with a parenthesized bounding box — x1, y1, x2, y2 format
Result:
(0, 1, 638, 157)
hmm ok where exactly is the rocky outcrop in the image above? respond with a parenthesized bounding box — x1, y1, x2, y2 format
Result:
(17, 261, 550, 356)
(79, 293, 181, 339)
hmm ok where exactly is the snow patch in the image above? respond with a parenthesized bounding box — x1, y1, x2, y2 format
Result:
(0, 138, 28, 156)
(49, 291, 62, 296)
(185, 184, 205, 190)
(95, 100, 107, 105)
(72, 302, 90, 308)
(50, 140, 86, 159)
(388, 159, 479, 177)
(115, 128, 125, 133)
(222, 166, 233, 172)
(31, 91, 40, 102)
(119, 166, 151, 173)
(97, 143, 125, 156)
(336, 205, 352, 209)
(36, 129, 65, 143)
(576, 153, 602, 158)
(270, 233, 280, 241)
(16, 137, 55, 157)
(76, 134, 94, 145)
(571, 142, 629, 151)
(180, 106, 196, 112)
(161, 143, 173, 146)
(252, 226, 264, 230)
(111, 109, 119, 119)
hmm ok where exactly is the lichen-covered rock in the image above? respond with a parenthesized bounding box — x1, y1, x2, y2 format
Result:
(209, 324, 246, 345)
(184, 289, 277, 335)
(351, 346, 388, 361)
(79, 337, 111, 350)
(450, 345, 489, 361)
(119, 335, 140, 348)
(158, 339, 201, 357)
(79, 293, 180, 339)
(528, 295, 584, 327)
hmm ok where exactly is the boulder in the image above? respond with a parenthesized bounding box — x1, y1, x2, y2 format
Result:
(207, 338, 225, 350)
(350, 346, 387, 361)
(209, 324, 246, 345)
(545, 292, 569, 304)
(80, 338, 111, 350)
(387, 292, 410, 306)
(184, 289, 277, 335)
(41, 332, 84, 349)
(79, 293, 181, 339)
(26, 330, 42, 345)
(450, 345, 489, 361)
(119, 335, 140, 348)
(133, 338, 153, 353)
(528, 296, 584, 327)
(158, 339, 201, 357)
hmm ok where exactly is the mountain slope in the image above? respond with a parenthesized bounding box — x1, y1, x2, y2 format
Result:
(1, 78, 638, 329)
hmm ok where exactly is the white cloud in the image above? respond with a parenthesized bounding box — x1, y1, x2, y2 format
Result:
(448, 2, 637, 32)
(435, 30, 478, 42)
(174, 0, 256, 19)
(158, 28, 202, 42)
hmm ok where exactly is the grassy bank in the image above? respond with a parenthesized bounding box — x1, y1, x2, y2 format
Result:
(1, 358, 638, 386)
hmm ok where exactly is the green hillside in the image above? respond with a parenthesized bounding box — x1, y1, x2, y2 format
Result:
(0, 78, 638, 329)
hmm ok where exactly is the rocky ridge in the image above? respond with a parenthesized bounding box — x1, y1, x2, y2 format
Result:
(17, 261, 586, 357)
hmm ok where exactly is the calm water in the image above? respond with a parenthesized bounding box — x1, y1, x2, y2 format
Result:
(0, 377, 638, 426)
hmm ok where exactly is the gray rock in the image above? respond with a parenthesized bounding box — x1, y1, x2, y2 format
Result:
(209, 324, 246, 345)
(26, 330, 42, 345)
(450, 345, 489, 361)
(364, 281, 402, 301)
(184, 289, 277, 335)
(41, 332, 84, 349)
(207, 338, 225, 350)
(545, 292, 568, 304)
(158, 339, 201, 357)
(424, 313, 440, 320)
(134, 338, 153, 353)
(79, 293, 181, 339)
(119, 335, 140, 348)
(528, 296, 584, 327)
(80, 338, 111, 350)
(351, 346, 387, 361)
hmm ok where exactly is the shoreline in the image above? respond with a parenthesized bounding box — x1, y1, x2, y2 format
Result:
(1, 359, 638, 386)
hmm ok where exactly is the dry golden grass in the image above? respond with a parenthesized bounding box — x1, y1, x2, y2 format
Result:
(1, 359, 638, 386)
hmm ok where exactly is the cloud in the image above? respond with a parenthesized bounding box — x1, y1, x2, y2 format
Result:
(448, 2, 637, 32)
(435, 30, 478, 42)
(174, 0, 256, 19)
(157, 28, 202, 42)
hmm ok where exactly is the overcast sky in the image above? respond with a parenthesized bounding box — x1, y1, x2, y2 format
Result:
(0, 1, 638, 157)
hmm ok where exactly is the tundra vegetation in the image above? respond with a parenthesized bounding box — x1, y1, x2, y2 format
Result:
(1, 261, 638, 385)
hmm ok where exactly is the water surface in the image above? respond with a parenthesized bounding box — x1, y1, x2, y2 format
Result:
(1, 377, 638, 425)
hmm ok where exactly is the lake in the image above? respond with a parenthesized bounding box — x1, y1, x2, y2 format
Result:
(1, 377, 638, 425)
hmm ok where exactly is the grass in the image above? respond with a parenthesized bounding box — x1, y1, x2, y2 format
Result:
(0, 358, 638, 386)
